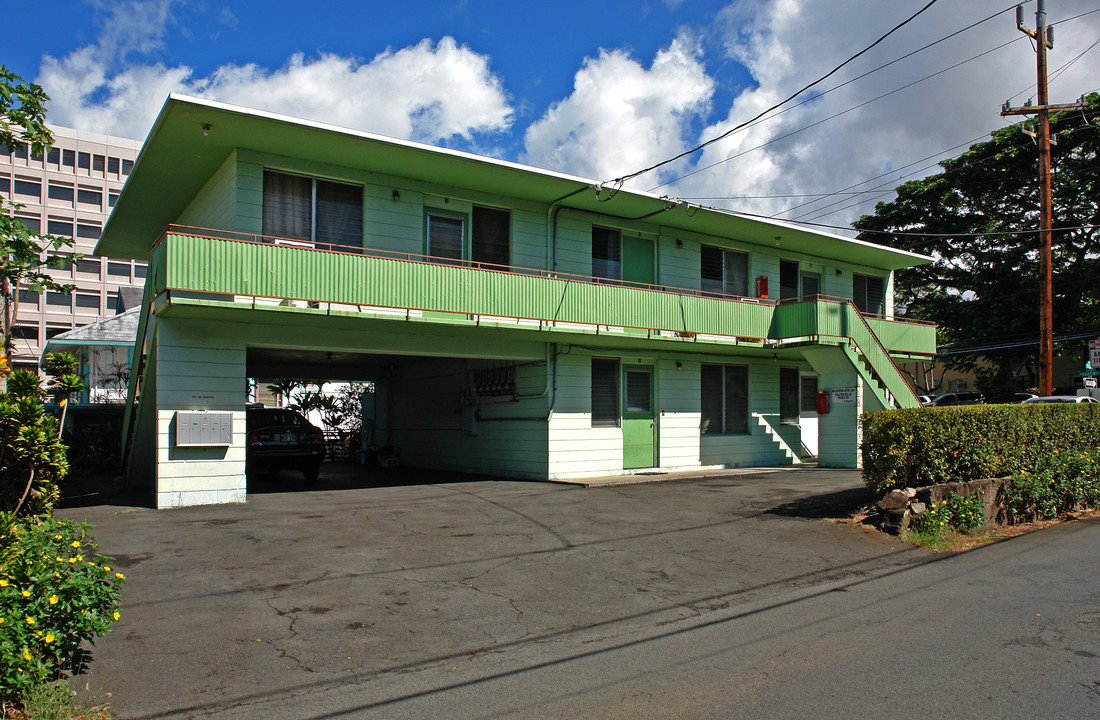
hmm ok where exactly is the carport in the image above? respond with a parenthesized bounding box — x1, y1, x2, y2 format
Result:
(122, 294, 552, 508)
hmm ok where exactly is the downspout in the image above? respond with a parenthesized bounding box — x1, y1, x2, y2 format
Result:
(546, 186, 591, 273)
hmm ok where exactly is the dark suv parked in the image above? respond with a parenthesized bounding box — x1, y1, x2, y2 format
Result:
(245, 406, 325, 482)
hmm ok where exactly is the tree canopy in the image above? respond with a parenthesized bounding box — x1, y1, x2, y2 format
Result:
(853, 93, 1100, 398)
(0, 67, 78, 366)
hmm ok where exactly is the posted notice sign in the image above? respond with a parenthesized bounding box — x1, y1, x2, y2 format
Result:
(831, 387, 857, 404)
(1091, 338, 1100, 368)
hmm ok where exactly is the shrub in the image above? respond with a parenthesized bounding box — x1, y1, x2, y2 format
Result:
(915, 491, 985, 534)
(0, 514, 125, 701)
(861, 404, 1100, 493)
(1003, 447, 1100, 521)
(0, 369, 72, 517)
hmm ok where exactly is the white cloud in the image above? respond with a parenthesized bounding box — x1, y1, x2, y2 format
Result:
(522, 33, 714, 185)
(663, 0, 1100, 229)
(37, 5, 512, 144)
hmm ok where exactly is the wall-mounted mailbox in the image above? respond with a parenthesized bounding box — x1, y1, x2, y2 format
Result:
(175, 411, 233, 447)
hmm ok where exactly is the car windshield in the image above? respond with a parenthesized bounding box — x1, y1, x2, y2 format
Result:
(248, 409, 309, 429)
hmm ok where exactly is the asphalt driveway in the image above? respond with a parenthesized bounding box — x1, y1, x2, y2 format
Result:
(61, 467, 922, 718)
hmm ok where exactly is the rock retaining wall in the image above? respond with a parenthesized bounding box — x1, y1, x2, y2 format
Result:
(876, 478, 1008, 535)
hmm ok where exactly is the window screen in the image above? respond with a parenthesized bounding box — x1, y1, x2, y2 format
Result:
(780, 367, 800, 425)
(472, 206, 510, 267)
(853, 274, 884, 315)
(780, 260, 799, 300)
(427, 213, 464, 260)
(315, 179, 362, 249)
(262, 171, 312, 241)
(48, 184, 74, 203)
(801, 376, 818, 413)
(47, 219, 73, 237)
(592, 226, 621, 280)
(77, 188, 102, 206)
(701, 245, 748, 297)
(591, 358, 620, 427)
(801, 274, 820, 298)
(701, 364, 748, 435)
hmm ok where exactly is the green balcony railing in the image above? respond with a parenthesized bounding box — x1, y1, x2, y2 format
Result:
(150, 226, 935, 358)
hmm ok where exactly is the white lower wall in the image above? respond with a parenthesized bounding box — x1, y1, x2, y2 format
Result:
(817, 373, 863, 468)
(548, 350, 806, 479)
(387, 357, 550, 478)
(153, 318, 248, 508)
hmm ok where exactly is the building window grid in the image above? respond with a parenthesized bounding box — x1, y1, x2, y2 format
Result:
(1, 136, 141, 367)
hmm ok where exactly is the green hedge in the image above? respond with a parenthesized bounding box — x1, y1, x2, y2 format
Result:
(861, 404, 1100, 493)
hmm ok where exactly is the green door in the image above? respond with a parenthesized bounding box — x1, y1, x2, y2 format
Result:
(621, 236, 655, 287)
(623, 366, 656, 469)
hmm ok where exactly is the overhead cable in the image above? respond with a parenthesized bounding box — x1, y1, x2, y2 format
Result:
(599, 0, 945, 197)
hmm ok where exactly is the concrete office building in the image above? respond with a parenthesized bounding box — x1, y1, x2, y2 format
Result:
(0, 125, 145, 375)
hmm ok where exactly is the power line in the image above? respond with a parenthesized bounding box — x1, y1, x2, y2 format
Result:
(600, 0, 945, 196)
(653, 35, 1024, 198)
(646, 2, 1016, 191)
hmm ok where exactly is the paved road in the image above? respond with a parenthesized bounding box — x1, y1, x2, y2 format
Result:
(61, 467, 1099, 719)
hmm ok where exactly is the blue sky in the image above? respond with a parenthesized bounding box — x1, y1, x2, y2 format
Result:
(8, 1, 1100, 229)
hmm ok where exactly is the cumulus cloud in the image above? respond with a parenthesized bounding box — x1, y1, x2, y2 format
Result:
(522, 33, 714, 185)
(664, 0, 1100, 229)
(37, 4, 512, 144)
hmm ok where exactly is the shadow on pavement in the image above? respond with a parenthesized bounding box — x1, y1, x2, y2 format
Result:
(767, 485, 878, 519)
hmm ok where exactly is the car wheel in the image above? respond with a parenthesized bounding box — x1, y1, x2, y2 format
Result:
(303, 463, 321, 484)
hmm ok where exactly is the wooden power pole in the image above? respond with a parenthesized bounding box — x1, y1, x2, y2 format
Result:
(1001, 1, 1084, 395)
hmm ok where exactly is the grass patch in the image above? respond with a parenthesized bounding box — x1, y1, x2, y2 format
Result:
(2, 681, 113, 720)
(900, 517, 1073, 552)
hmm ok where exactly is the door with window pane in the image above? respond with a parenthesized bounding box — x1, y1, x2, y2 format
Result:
(623, 366, 656, 469)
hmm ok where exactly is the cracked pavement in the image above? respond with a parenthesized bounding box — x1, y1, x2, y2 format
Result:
(60, 467, 1100, 719)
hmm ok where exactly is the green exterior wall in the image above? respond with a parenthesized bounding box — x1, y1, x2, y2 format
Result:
(120, 136, 938, 507)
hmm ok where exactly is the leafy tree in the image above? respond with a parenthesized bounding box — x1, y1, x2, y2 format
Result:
(853, 93, 1100, 400)
(0, 67, 80, 372)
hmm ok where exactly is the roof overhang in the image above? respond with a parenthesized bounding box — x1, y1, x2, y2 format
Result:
(98, 94, 930, 271)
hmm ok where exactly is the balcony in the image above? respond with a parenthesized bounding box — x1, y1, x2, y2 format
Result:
(148, 226, 935, 356)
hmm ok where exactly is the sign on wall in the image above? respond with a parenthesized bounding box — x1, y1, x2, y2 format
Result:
(831, 387, 857, 404)
(1090, 338, 1100, 368)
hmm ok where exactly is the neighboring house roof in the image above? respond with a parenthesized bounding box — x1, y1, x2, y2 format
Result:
(99, 93, 932, 271)
(43, 307, 141, 356)
(115, 287, 145, 314)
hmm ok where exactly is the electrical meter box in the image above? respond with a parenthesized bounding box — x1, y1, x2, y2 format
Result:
(175, 411, 233, 447)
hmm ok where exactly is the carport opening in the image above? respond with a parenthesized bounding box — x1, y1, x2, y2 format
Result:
(244, 347, 541, 493)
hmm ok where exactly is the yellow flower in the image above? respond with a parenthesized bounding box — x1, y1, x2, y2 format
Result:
(71, 540, 81, 548)
(75, 554, 83, 562)
(56, 556, 63, 562)
(115, 573, 125, 580)
(0, 617, 5, 624)
(26, 617, 35, 625)
(54, 535, 62, 540)
(44, 633, 55, 643)
(21, 590, 30, 598)
(112, 611, 120, 621)
(103, 566, 111, 572)
(23, 649, 31, 661)
(0, 579, 7, 586)
(48, 595, 59, 605)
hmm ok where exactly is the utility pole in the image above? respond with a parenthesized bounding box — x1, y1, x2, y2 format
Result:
(1000, 1, 1084, 396)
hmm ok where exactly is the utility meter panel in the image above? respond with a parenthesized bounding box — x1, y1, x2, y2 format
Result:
(175, 411, 233, 447)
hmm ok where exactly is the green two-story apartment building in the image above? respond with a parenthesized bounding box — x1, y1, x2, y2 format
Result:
(97, 95, 934, 508)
